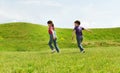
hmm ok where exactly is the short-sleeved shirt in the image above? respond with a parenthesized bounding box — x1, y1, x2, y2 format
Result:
(74, 26, 84, 36)
(48, 26, 54, 34)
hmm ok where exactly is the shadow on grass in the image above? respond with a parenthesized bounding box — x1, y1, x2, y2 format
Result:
(39, 50, 81, 55)
(61, 51, 81, 55)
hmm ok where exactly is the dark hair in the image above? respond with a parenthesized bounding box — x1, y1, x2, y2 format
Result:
(74, 20, 81, 25)
(47, 20, 54, 28)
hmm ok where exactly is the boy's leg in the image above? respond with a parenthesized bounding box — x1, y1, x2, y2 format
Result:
(80, 37, 84, 52)
(53, 39, 60, 53)
(76, 36, 84, 51)
(48, 35, 54, 50)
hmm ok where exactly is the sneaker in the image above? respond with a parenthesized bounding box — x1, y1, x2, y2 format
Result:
(81, 50, 85, 53)
(51, 49, 56, 53)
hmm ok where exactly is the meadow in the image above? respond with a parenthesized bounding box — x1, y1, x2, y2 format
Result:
(0, 22, 120, 73)
(0, 47, 120, 73)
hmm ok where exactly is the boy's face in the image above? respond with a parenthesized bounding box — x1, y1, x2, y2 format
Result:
(74, 23, 79, 27)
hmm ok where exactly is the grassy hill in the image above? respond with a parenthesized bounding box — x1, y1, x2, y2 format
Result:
(0, 22, 120, 51)
(0, 22, 120, 73)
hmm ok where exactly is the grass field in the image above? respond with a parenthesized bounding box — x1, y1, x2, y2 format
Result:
(0, 22, 120, 73)
(0, 22, 119, 51)
(0, 46, 120, 73)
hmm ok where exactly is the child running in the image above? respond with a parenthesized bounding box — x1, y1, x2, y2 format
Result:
(47, 20, 60, 53)
(72, 20, 91, 53)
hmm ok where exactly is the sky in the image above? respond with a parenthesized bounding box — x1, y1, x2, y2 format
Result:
(0, 0, 120, 28)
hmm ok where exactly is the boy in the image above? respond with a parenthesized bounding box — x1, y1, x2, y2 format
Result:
(72, 20, 90, 53)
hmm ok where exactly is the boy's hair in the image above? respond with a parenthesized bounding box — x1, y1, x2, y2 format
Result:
(74, 20, 81, 25)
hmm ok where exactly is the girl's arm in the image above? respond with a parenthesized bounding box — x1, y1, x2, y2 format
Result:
(51, 29, 56, 39)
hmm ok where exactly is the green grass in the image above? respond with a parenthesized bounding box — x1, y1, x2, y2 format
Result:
(0, 22, 120, 51)
(0, 46, 120, 73)
(0, 22, 120, 73)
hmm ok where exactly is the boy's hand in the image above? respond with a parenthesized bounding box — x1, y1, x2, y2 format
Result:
(72, 36, 74, 40)
(88, 30, 93, 33)
(72, 30, 75, 40)
(85, 29, 92, 33)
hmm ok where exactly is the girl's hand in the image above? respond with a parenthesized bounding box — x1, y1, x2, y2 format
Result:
(53, 36, 56, 40)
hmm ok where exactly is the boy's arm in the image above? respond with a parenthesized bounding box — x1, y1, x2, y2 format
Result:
(83, 28, 92, 33)
(72, 30, 76, 40)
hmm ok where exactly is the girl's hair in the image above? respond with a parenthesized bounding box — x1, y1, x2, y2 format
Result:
(47, 20, 55, 29)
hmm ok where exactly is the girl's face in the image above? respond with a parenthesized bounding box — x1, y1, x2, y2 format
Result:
(48, 24, 52, 27)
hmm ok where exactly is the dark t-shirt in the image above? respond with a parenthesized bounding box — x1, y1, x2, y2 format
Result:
(74, 26, 84, 36)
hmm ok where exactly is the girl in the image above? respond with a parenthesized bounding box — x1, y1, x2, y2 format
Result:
(47, 20, 60, 53)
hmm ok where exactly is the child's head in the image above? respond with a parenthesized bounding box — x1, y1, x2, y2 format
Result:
(47, 20, 54, 27)
(74, 20, 81, 26)
(47, 20, 53, 27)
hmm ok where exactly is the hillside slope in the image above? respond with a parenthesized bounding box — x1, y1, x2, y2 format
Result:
(0, 22, 120, 51)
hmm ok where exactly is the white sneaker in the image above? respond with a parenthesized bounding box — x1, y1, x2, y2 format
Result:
(51, 49, 56, 53)
(81, 50, 85, 53)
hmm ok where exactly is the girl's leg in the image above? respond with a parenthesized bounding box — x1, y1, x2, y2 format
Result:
(53, 39, 60, 53)
(48, 34, 54, 50)
(76, 36, 84, 52)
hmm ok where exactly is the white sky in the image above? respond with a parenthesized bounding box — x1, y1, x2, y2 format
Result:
(0, 0, 120, 28)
